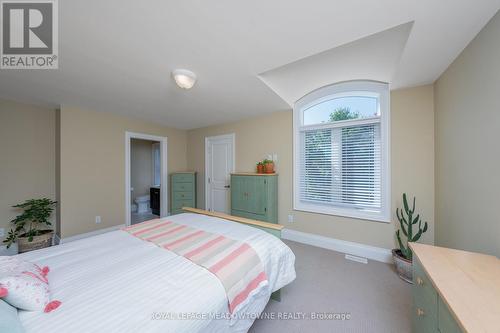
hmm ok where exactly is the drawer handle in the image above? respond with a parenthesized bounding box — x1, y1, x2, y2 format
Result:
(416, 308, 425, 317)
(416, 277, 424, 286)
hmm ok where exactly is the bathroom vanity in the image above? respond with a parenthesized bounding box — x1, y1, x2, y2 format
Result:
(150, 187, 160, 215)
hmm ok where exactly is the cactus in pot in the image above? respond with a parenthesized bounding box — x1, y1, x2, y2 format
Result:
(393, 193, 428, 283)
(396, 193, 428, 260)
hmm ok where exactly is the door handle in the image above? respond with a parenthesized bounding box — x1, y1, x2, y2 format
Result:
(224, 185, 230, 188)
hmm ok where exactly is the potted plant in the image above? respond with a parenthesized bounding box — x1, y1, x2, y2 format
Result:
(3, 198, 57, 253)
(393, 193, 428, 283)
(256, 162, 264, 174)
(262, 159, 275, 173)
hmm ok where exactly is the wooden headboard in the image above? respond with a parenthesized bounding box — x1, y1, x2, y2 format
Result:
(182, 207, 283, 238)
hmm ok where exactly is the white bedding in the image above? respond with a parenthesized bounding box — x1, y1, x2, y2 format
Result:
(16, 213, 296, 333)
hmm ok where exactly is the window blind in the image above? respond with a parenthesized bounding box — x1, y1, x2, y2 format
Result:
(299, 122, 381, 212)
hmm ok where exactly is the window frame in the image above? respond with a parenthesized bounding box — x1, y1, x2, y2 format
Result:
(293, 81, 391, 222)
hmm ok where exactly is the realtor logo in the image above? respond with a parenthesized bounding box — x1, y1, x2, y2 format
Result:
(1, 0, 58, 69)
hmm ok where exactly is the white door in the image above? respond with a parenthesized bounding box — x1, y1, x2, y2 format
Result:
(206, 134, 235, 213)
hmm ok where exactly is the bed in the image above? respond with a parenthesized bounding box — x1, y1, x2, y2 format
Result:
(15, 209, 296, 333)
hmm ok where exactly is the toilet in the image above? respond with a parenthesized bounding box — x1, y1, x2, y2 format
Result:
(135, 195, 151, 214)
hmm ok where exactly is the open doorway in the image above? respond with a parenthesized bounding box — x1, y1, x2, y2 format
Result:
(125, 132, 168, 226)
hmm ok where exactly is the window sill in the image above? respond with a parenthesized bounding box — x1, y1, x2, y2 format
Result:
(293, 202, 391, 223)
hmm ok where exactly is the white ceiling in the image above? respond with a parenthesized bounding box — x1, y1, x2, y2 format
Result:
(259, 23, 414, 105)
(0, 0, 499, 129)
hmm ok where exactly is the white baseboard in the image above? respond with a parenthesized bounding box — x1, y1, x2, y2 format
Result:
(282, 229, 393, 264)
(55, 224, 125, 245)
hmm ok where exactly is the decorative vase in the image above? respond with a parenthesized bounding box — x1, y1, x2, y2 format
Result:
(264, 162, 275, 173)
(17, 230, 53, 253)
(392, 249, 413, 283)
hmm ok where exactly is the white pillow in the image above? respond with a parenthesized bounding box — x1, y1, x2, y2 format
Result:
(0, 257, 60, 312)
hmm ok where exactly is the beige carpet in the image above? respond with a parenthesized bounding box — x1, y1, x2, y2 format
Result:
(249, 240, 412, 333)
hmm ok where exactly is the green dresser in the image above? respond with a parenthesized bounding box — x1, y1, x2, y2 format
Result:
(412, 257, 462, 333)
(230, 173, 278, 224)
(410, 242, 499, 333)
(170, 172, 196, 215)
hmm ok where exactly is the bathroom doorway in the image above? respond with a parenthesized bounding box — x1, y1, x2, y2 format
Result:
(125, 132, 168, 226)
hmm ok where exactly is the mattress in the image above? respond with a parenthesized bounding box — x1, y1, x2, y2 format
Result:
(16, 213, 296, 333)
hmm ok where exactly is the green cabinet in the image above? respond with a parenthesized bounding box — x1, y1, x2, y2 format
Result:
(170, 172, 196, 215)
(438, 298, 461, 333)
(230, 173, 278, 224)
(412, 258, 462, 333)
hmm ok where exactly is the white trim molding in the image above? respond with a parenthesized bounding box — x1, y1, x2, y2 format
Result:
(125, 131, 168, 226)
(54, 224, 125, 245)
(282, 228, 392, 263)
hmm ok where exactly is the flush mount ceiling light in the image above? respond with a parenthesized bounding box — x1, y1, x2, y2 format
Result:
(172, 69, 197, 89)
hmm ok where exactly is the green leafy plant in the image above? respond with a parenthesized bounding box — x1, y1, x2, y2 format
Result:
(256, 162, 264, 166)
(395, 193, 428, 260)
(329, 107, 360, 122)
(3, 198, 57, 248)
(262, 159, 273, 164)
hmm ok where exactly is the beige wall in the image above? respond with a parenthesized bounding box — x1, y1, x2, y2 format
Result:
(0, 100, 56, 241)
(131, 139, 154, 201)
(434, 11, 500, 256)
(0, 83, 437, 251)
(187, 85, 435, 249)
(59, 107, 187, 238)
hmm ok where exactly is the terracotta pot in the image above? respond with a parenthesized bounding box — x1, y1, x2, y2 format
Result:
(392, 249, 413, 283)
(256, 164, 264, 173)
(264, 162, 275, 173)
(17, 230, 53, 253)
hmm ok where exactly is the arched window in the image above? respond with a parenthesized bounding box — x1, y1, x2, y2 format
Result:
(293, 81, 390, 222)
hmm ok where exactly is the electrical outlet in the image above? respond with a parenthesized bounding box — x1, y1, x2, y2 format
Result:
(0, 228, 4, 237)
(288, 214, 294, 223)
(95, 216, 102, 224)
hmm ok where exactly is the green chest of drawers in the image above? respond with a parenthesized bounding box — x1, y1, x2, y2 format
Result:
(170, 172, 196, 215)
(412, 257, 462, 333)
(230, 173, 278, 224)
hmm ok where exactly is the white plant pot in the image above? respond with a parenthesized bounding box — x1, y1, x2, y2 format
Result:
(392, 249, 413, 284)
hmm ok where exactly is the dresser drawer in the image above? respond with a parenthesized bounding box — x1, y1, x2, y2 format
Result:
(174, 191, 193, 200)
(231, 209, 268, 223)
(414, 258, 437, 303)
(172, 199, 195, 210)
(438, 298, 462, 333)
(171, 208, 184, 215)
(172, 173, 194, 183)
(413, 257, 438, 333)
(170, 172, 196, 215)
(413, 300, 438, 333)
(173, 182, 194, 192)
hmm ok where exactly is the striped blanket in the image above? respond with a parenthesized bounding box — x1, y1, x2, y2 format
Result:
(123, 219, 269, 314)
